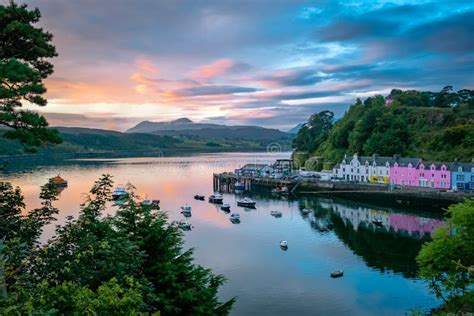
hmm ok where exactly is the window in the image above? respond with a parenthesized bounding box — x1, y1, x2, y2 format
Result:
(366, 169, 368, 174)
(441, 174, 446, 179)
(432, 173, 435, 178)
(343, 168, 345, 172)
(441, 181, 446, 187)
(458, 167, 463, 172)
(395, 171, 398, 175)
(357, 168, 360, 174)
(420, 173, 424, 178)
(457, 174, 465, 181)
(471, 175, 474, 182)
(408, 172, 411, 177)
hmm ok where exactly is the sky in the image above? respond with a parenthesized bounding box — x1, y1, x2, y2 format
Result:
(14, 0, 474, 131)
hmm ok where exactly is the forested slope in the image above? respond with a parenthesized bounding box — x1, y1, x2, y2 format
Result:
(293, 87, 474, 168)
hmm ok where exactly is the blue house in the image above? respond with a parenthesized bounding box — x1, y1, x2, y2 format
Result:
(450, 162, 474, 192)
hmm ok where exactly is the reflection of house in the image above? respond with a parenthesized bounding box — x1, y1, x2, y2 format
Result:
(273, 159, 293, 176)
(332, 154, 393, 183)
(450, 162, 474, 192)
(331, 201, 446, 239)
(390, 160, 450, 189)
(389, 214, 445, 238)
(235, 164, 273, 177)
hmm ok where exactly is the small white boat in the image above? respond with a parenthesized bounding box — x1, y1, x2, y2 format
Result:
(181, 204, 192, 211)
(230, 213, 240, 220)
(112, 185, 128, 201)
(235, 181, 245, 193)
(270, 210, 282, 218)
(281, 186, 289, 195)
(301, 208, 311, 215)
(178, 220, 192, 230)
(220, 203, 231, 211)
(271, 187, 282, 194)
(237, 197, 256, 208)
(208, 193, 224, 204)
(372, 218, 383, 227)
(331, 270, 344, 278)
(280, 240, 288, 249)
(142, 196, 152, 206)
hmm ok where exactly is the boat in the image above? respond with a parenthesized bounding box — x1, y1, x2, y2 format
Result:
(236, 197, 256, 208)
(220, 204, 231, 211)
(234, 181, 245, 193)
(112, 185, 128, 201)
(51, 175, 68, 187)
(230, 213, 240, 220)
(181, 205, 192, 217)
(281, 186, 289, 195)
(194, 195, 205, 201)
(301, 208, 312, 215)
(271, 187, 282, 194)
(178, 220, 192, 230)
(270, 210, 282, 218)
(280, 240, 288, 250)
(142, 196, 152, 206)
(208, 193, 224, 204)
(330, 270, 344, 278)
(181, 204, 192, 211)
(151, 199, 160, 209)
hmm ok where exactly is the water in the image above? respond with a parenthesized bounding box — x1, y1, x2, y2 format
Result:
(0, 152, 443, 315)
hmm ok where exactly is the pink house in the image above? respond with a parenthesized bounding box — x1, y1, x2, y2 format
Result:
(390, 158, 451, 189)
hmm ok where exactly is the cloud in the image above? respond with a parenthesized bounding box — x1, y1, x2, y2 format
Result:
(191, 58, 251, 80)
(16, 0, 473, 130)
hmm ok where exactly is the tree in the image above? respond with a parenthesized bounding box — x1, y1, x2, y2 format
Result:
(0, 175, 234, 315)
(292, 111, 334, 152)
(416, 199, 474, 313)
(0, 1, 61, 151)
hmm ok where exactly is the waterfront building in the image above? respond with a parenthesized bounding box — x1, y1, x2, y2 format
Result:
(390, 159, 450, 189)
(450, 162, 474, 192)
(332, 154, 393, 183)
(235, 164, 273, 177)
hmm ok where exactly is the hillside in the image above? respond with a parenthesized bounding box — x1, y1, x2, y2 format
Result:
(293, 87, 474, 169)
(0, 125, 291, 156)
(127, 118, 291, 141)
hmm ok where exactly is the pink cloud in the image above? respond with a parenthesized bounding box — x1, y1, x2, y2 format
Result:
(191, 58, 249, 80)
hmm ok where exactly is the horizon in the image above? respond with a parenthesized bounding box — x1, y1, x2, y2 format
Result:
(12, 0, 474, 131)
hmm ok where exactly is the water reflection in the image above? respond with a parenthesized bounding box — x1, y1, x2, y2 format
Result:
(0, 153, 443, 315)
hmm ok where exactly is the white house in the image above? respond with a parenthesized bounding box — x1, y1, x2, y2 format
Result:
(332, 154, 393, 183)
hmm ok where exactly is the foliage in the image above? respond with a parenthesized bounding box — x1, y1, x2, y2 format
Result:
(0, 1, 61, 151)
(416, 199, 474, 313)
(0, 175, 234, 315)
(293, 87, 474, 165)
(292, 110, 334, 152)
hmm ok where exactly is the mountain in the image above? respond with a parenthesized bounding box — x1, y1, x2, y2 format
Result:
(287, 123, 305, 134)
(292, 87, 474, 169)
(126, 118, 291, 141)
(0, 124, 291, 156)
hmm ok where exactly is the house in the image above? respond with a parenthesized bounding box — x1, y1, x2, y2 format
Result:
(332, 154, 393, 183)
(389, 157, 422, 187)
(273, 159, 293, 176)
(390, 159, 451, 189)
(450, 162, 474, 191)
(235, 164, 273, 177)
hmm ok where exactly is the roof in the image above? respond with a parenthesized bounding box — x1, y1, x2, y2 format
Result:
(393, 157, 422, 168)
(240, 163, 270, 170)
(359, 156, 394, 165)
(441, 162, 474, 172)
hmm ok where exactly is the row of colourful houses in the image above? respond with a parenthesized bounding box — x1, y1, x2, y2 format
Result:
(332, 154, 474, 191)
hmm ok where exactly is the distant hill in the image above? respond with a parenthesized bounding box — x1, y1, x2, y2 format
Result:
(0, 124, 292, 156)
(126, 118, 291, 141)
(287, 123, 305, 134)
(293, 87, 474, 168)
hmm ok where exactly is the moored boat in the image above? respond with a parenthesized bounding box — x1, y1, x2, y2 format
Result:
(330, 270, 344, 278)
(280, 240, 288, 250)
(194, 195, 205, 200)
(236, 197, 256, 208)
(181, 204, 192, 211)
(51, 175, 68, 187)
(208, 193, 224, 204)
(270, 210, 282, 218)
(234, 181, 245, 193)
(301, 208, 312, 215)
(220, 203, 231, 211)
(112, 185, 128, 201)
(178, 220, 192, 230)
(372, 218, 383, 227)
